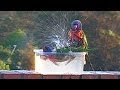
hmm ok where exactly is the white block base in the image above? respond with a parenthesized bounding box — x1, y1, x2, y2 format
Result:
(34, 49, 87, 75)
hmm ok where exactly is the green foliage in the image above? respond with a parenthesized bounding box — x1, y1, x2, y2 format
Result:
(56, 46, 96, 53)
(4, 28, 27, 49)
(10, 49, 24, 69)
(0, 60, 10, 70)
(0, 45, 11, 60)
(10, 42, 35, 70)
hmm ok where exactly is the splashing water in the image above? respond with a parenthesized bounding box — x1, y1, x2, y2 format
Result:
(35, 11, 76, 49)
(49, 23, 70, 49)
(50, 34, 69, 49)
(35, 11, 89, 50)
(40, 12, 72, 49)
